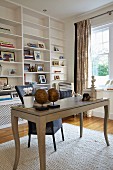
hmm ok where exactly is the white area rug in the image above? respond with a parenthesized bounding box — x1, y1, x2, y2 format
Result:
(1, 123, 113, 170)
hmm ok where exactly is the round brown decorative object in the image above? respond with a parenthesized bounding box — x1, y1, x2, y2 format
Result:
(48, 88, 59, 102)
(35, 89, 48, 104)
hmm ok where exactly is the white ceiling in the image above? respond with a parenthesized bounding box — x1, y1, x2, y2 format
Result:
(9, 0, 113, 19)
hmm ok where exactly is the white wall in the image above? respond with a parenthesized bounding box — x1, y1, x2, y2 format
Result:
(64, 4, 113, 83)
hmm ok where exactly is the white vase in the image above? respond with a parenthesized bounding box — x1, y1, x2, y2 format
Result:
(23, 96, 34, 108)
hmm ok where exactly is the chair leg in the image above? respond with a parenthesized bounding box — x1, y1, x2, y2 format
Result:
(80, 112, 83, 138)
(61, 126, 64, 141)
(52, 134, 56, 151)
(28, 134, 31, 148)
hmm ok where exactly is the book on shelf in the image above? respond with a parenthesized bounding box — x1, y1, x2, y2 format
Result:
(0, 94, 12, 101)
(0, 41, 15, 48)
(27, 43, 37, 48)
(24, 55, 34, 60)
(0, 44, 15, 48)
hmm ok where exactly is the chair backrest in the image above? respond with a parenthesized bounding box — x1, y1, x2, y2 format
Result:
(15, 85, 33, 104)
(58, 82, 72, 99)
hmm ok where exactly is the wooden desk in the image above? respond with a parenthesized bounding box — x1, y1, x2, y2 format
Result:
(11, 97, 110, 170)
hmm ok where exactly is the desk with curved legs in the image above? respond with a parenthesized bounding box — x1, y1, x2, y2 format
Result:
(11, 98, 110, 170)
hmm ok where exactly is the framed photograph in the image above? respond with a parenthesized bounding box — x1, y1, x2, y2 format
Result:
(38, 74, 46, 84)
(35, 64, 44, 72)
(38, 41, 45, 49)
(8, 69, 16, 75)
(24, 64, 30, 72)
(24, 49, 34, 60)
(1, 51, 15, 61)
(0, 77, 8, 85)
(54, 75, 60, 80)
(52, 61, 59, 66)
(34, 51, 41, 60)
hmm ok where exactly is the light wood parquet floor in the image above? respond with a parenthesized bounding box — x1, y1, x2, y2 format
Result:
(0, 116, 113, 144)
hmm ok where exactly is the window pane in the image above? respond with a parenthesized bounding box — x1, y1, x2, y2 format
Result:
(95, 31, 102, 43)
(92, 54, 109, 76)
(103, 29, 109, 42)
(90, 25, 110, 88)
(102, 42, 109, 53)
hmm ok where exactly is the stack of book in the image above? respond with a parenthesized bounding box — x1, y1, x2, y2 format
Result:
(0, 94, 12, 101)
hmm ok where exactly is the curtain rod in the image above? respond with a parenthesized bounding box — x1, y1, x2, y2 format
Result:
(90, 9, 113, 20)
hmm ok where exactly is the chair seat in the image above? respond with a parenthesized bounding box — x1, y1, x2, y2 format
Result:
(28, 119, 62, 135)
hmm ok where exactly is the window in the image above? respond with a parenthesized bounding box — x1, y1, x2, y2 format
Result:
(89, 23, 113, 88)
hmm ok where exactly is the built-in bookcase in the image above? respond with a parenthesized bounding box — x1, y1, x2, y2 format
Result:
(23, 7, 50, 89)
(0, 0, 66, 89)
(50, 17, 66, 88)
(0, 0, 23, 86)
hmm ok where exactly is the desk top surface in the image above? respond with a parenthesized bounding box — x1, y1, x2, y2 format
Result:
(11, 97, 109, 117)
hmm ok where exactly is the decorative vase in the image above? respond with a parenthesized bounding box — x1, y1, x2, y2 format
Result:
(23, 96, 34, 108)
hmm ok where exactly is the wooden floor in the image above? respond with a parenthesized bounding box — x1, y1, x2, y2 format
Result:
(0, 116, 113, 144)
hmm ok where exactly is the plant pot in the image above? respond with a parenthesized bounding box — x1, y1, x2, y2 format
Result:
(23, 96, 34, 108)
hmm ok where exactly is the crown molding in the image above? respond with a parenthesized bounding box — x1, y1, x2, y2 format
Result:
(72, 2, 113, 22)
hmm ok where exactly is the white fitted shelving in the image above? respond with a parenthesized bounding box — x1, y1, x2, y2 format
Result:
(0, 0, 23, 86)
(0, 0, 66, 129)
(0, 0, 66, 89)
(23, 7, 51, 89)
(50, 17, 66, 87)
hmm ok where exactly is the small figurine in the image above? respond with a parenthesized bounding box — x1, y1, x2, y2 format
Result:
(82, 93, 90, 101)
(90, 76, 96, 101)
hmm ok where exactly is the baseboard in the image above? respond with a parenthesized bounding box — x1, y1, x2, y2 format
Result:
(93, 111, 113, 120)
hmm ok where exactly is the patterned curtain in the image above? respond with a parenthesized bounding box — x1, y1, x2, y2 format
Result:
(74, 19, 91, 95)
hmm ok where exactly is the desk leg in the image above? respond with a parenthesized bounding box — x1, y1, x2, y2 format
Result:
(104, 105, 110, 146)
(80, 112, 83, 137)
(11, 114, 20, 170)
(36, 117, 46, 170)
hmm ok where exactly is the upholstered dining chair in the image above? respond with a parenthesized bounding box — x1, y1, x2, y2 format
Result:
(58, 82, 72, 99)
(15, 85, 64, 151)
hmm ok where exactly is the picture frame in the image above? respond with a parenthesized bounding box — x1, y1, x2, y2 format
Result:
(54, 75, 60, 80)
(8, 69, 16, 75)
(1, 51, 15, 61)
(35, 64, 44, 72)
(52, 61, 59, 66)
(24, 64, 30, 72)
(24, 49, 34, 60)
(34, 51, 41, 60)
(38, 41, 45, 49)
(0, 77, 8, 85)
(38, 74, 46, 84)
